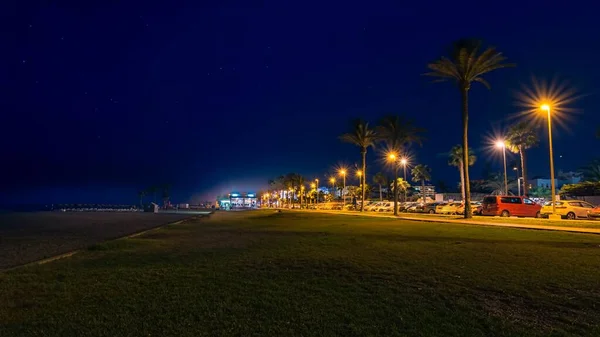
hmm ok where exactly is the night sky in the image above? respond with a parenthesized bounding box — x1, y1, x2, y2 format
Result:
(2, 1, 598, 205)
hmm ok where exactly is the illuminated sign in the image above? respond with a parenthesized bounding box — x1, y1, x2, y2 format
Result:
(231, 193, 240, 197)
(247, 193, 255, 197)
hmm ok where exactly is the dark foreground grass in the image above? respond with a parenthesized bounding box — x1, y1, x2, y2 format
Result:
(2, 210, 600, 337)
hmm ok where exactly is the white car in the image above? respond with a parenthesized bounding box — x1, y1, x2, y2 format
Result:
(376, 202, 394, 212)
(366, 201, 386, 211)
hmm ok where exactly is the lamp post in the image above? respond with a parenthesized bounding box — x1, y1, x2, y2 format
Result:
(339, 169, 346, 206)
(388, 153, 399, 216)
(300, 185, 305, 208)
(513, 167, 520, 196)
(496, 140, 508, 195)
(356, 170, 363, 207)
(315, 179, 319, 204)
(310, 183, 316, 204)
(401, 158, 408, 202)
(329, 177, 336, 202)
(541, 104, 557, 216)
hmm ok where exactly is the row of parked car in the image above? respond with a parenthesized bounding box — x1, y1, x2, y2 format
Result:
(362, 196, 600, 220)
(363, 200, 482, 215)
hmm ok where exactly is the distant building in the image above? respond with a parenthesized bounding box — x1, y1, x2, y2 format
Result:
(413, 185, 435, 199)
(218, 192, 257, 210)
(528, 173, 582, 191)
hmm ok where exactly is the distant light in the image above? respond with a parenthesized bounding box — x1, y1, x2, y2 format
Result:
(400, 158, 407, 165)
(231, 193, 239, 197)
(495, 140, 505, 148)
(247, 193, 255, 197)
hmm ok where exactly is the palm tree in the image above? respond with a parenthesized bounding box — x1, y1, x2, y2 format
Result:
(505, 122, 539, 196)
(377, 115, 425, 214)
(426, 39, 514, 218)
(340, 119, 377, 212)
(580, 160, 600, 182)
(161, 184, 171, 208)
(376, 115, 425, 150)
(390, 178, 410, 195)
(146, 186, 158, 203)
(372, 172, 388, 201)
(137, 190, 147, 208)
(448, 145, 476, 201)
(411, 164, 432, 202)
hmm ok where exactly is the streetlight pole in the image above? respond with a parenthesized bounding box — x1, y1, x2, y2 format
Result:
(542, 104, 557, 215)
(340, 170, 346, 207)
(315, 179, 319, 204)
(401, 158, 408, 202)
(496, 141, 508, 195)
(513, 167, 520, 196)
(329, 177, 336, 202)
(389, 154, 399, 216)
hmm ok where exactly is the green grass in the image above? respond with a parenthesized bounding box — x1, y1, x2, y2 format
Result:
(398, 212, 600, 229)
(2, 210, 600, 336)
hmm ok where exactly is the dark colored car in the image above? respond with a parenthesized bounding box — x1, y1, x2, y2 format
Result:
(415, 202, 445, 214)
(481, 195, 541, 218)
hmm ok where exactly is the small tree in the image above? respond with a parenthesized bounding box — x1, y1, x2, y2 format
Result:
(373, 172, 388, 201)
(411, 165, 432, 201)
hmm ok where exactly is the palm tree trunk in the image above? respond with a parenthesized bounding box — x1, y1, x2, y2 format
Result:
(520, 145, 529, 197)
(361, 148, 366, 212)
(459, 162, 465, 201)
(379, 184, 383, 201)
(461, 87, 472, 218)
(422, 179, 425, 201)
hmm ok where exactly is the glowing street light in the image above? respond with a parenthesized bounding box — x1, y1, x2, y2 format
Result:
(315, 179, 319, 204)
(339, 169, 347, 206)
(541, 103, 557, 216)
(496, 140, 508, 195)
(400, 158, 408, 202)
(387, 152, 399, 216)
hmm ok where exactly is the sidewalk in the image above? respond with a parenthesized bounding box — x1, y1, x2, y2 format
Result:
(293, 209, 600, 235)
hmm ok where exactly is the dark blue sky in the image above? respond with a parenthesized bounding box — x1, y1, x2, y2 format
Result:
(2, 1, 598, 204)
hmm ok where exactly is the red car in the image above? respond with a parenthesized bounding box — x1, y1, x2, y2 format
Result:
(481, 196, 541, 218)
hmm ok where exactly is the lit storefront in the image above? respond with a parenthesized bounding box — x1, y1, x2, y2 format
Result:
(219, 192, 257, 210)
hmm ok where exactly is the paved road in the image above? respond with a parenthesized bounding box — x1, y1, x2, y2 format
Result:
(288, 209, 600, 235)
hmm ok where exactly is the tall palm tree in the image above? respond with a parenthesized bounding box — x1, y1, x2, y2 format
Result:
(137, 190, 147, 208)
(340, 119, 377, 211)
(161, 184, 171, 208)
(426, 39, 514, 218)
(377, 115, 425, 214)
(448, 145, 476, 201)
(505, 122, 539, 196)
(376, 115, 425, 150)
(372, 172, 388, 201)
(411, 164, 432, 201)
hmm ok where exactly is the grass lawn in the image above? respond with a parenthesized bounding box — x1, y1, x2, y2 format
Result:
(410, 212, 600, 229)
(2, 210, 600, 336)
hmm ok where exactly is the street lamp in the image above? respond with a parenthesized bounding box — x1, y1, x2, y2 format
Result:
(315, 179, 319, 204)
(496, 140, 508, 195)
(339, 169, 346, 206)
(400, 158, 408, 202)
(388, 153, 399, 216)
(329, 177, 336, 201)
(513, 167, 520, 196)
(541, 103, 558, 217)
